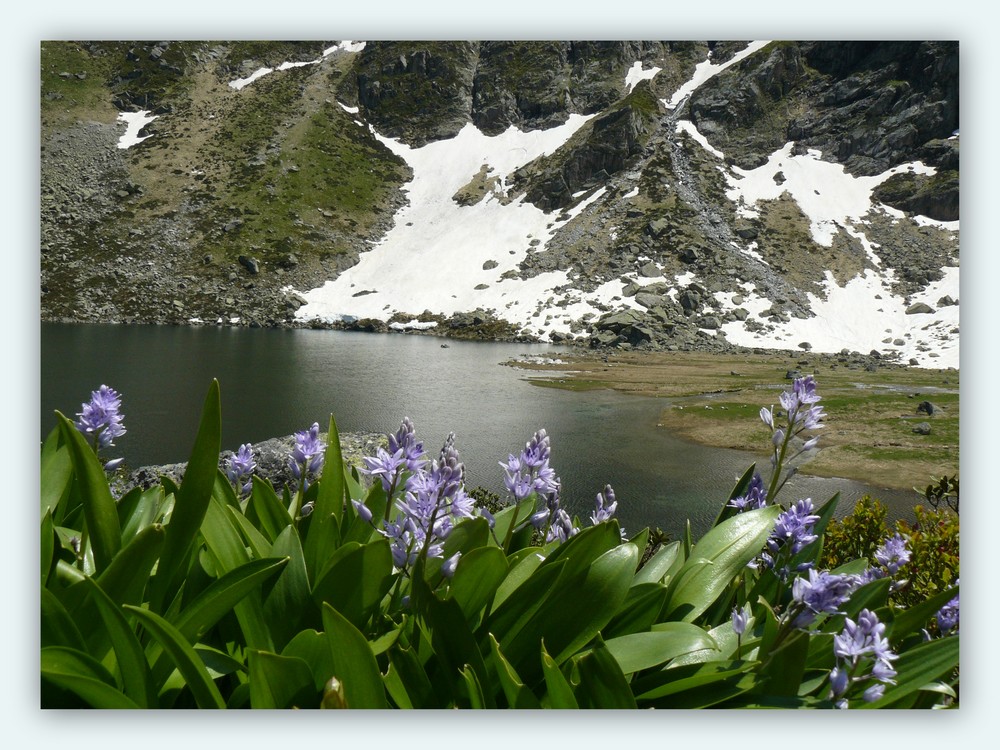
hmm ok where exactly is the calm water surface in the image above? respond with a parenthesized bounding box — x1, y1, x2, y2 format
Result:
(41, 323, 920, 538)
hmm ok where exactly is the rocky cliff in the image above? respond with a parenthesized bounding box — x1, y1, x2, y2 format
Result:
(40, 40, 959, 366)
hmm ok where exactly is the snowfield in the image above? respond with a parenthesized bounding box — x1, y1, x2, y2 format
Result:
(245, 40, 961, 369)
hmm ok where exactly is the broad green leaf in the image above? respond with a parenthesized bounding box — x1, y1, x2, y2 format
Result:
(488, 634, 540, 709)
(858, 634, 960, 709)
(447, 546, 508, 621)
(40, 425, 72, 518)
(304, 415, 346, 574)
(321, 602, 386, 708)
(283, 629, 335, 693)
(491, 547, 544, 609)
(485, 560, 564, 652)
(124, 605, 226, 709)
(603, 582, 669, 639)
(151, 381, 221, 611)
(248, 650, 317, 709)
(540, 642, 578, 709)
(81, 577, 156, 708)
(710, 463, 757, 528)
(41, 511, 56, 586)
(663, 505, 780, 622)
(843, 578, 892, 619)
(384, 645, 436, 709)
(246, 475, 293, 543)
(41, 646, 138, 709)
(424, 594, 494, 708)
(602, 623, 719, 674)
(503, 544, 638, 682)
(633, 661, 758, 706)
(574, 637, 636, 709)
(539, 521, 622, 580)
(262, 526, 312, 650)
(118, 485, 166, 544)
(760, 630, 809, 696)
(491, 497, 536, 549)
(40, 588, 86, 650)
(225, 505, 273, 559)
(312, 539, 393, 632)
(341, 481, 385, 545)
(197, 498, 274, 653)
(459, 665, 486, 709)
(56, 412, 121, 572)
(632, 540, 681, 586)
(170, 557, 288, 646)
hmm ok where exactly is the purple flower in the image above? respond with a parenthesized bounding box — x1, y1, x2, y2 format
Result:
(768, 498, 820, 556)
(74, 385, 126, 449)
(591, 485, 618, 525)
(226, 443, 256, 497)
(362, 447, 406, 493)
(874, 533, 910, 575)
(103, 457, 125, 473)
(289, 423, 325, 492)
(728, 473, 767, 512)
(501, 428, 561, 504)
(389, 417, 426, 473)
(351, 499, 373, 524)
(442, 552, 461, 579)
(731, 604, 751, 636)
(546, 508, 579, 544)
(937, 587, 959, 633)
(792, 569, 858, 627)
(828, 608, 898, 706)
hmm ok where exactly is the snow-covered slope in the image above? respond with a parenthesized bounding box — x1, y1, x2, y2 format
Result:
(289, 41, 959, 367)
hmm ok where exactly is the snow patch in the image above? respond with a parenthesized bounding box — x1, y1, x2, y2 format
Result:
(116, 110, 158, 149)
(229, 67, 273, 90)
(230, 41, 366, 90)
(675, 120, 725, 159)
(663, 41, 771, 110)
(625, 61, 661, 93)
(389, 321, 438, 331)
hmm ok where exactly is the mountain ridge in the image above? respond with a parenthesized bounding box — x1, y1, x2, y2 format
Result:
(40, 40, 959, 367)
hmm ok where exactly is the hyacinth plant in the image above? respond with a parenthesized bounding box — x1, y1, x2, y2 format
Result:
(40, 375, 958, 709)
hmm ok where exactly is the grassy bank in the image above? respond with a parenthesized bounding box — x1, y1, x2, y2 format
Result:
(519, 350, 958, 490)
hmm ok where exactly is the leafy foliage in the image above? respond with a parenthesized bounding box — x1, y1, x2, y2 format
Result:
(40, 378, 959, 709)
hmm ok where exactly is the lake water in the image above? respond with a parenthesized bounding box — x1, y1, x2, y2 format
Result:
(40, 323, 921, 538)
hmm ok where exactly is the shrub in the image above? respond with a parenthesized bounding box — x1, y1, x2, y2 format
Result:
(40, 376, 959, 709)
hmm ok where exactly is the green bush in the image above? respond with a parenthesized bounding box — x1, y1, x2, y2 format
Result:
(40, 377, 959, 709)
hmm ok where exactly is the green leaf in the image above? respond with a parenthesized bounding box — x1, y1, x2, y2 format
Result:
(304, 415, 346, 575)
(81, 577, 156, 708)
(40, 425, 73, 519)
(485, 560, 564, 654)
(56, 412, 121, 571)
(321, 602, 387, 708)
(170, 557, 288, 646)
(858, 634, 960, 709)
(40, 588, 86, 650)
(118, 485, 167, 544)
(424, 593, 494, 707)
(603, 582, 669, 639)
(459, 665, 487, 708)
(491, 546, 545, 610)
(151, 380, 222, 611)
(41, 511, 56, 586)
(540, 642, 578, 709)
(843, 577, 892, 619)
(341, 482, 385, 545)
(447, 546, 508, 621)
(503, 544, 638, 682)
(246, 476, 293, 543)
(632, 540, 681, 586)
(248, 649, 318, 709)
(262, 527, 312, 650)
(224, 504, 273, 559)
(281, 629, 335, 693)
(41, 646, 138, 709)
(760, 630, 809, 696)
(633, 660, 758, 705)
(540, 521, 623, 581)
(384, 645, 436, 709)
(312, 539, 393, 632)
(602, 623, 719, 674)
(663, 505, 780, 622)
(94, 523, 165, 608)
(124, 605, 226, 709)
(574, 637, 637, 709)
(488, 634, 540, 708)
(710, 463, 757, 528)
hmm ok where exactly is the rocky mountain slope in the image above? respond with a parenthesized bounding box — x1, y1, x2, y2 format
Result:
(40, 40, 959, 367)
